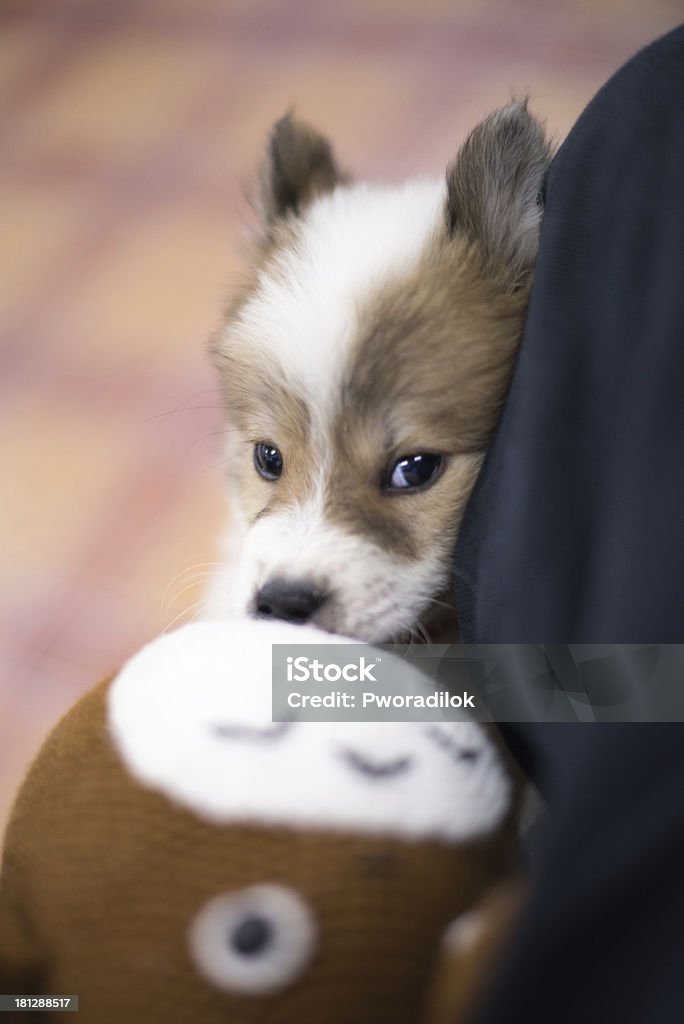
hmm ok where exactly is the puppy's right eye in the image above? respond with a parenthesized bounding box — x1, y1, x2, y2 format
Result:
(254, 443, 283, 481)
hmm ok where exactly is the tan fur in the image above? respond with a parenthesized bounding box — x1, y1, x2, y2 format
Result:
(324, 229, 531, 560)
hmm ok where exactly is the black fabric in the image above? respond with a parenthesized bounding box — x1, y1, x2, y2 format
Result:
(454, 25, 684, 1024)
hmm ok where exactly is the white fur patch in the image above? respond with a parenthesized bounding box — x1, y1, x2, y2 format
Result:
(225, 508, 447, 642)
(108, 620, 511, 842)
(232, 179, 445, 418)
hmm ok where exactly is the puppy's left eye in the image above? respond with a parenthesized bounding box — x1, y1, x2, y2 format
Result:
(385, 453, 444, 492)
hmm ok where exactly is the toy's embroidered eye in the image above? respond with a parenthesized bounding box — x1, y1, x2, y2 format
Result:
(210, 721, 293, 742)
(188, 884, 317, 995)
(385, 453, 444, 492)
(339, 747, 413, 779)
(254, 443, 283, 481)
(427, 725, 482, 764)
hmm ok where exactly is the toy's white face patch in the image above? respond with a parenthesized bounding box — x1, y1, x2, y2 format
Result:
(108, 620, 511, 842)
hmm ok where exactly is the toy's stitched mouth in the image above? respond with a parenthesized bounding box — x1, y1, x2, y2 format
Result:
(339, 748, 413, 779)
(210, 722, 293, 742)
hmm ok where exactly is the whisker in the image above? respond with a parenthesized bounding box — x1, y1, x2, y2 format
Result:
(144, 388, 226, 423)
(204, 453, 243, 472)
(185, 428, 241, 456)
(145, 404, 226, 422)
(160, 561, 221, 622)
(416, 621, 433, 645)
(450, 565, 477, 598)
(162, 572, 217, 624)
(161, 597, 209, 636)
(424, 595, 458, 613)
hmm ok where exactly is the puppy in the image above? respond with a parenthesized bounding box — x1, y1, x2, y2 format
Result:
(208, 101, 550, 642)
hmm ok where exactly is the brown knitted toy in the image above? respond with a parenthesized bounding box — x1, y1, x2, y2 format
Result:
(0, 620, 521, 1023)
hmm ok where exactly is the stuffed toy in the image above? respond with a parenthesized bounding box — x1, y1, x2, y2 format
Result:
(0, 619, 522, 1023)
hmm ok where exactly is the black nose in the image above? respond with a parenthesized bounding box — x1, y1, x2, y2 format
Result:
(254, 579, 327, 624)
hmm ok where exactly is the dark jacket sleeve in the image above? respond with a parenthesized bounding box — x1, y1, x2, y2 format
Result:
(454, 24, 684, 1024)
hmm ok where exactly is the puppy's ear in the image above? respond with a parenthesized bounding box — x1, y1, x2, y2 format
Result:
(446, 100, 551, 277)
(259, 113, 342, 225)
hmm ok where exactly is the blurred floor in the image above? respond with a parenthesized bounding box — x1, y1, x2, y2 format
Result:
(0, 0, 680, 834)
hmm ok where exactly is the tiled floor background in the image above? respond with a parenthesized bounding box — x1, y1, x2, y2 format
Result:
(0, 0, 681, 834)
